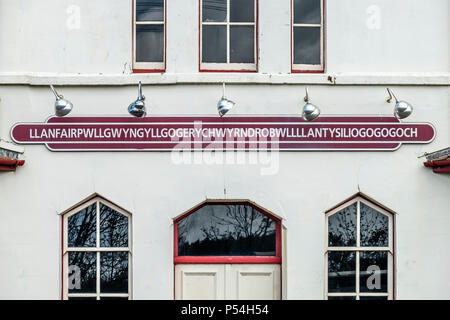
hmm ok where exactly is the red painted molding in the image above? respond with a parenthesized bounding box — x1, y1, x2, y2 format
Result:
(0, 159, 25, 171)
(423, 159, 450, 174)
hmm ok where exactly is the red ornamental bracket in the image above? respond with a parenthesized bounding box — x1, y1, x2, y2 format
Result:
(10, 115, 436, 152)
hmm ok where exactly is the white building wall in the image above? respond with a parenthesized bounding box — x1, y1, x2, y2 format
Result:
(0, 0, 449, 300)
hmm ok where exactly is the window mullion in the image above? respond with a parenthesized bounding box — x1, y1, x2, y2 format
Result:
(96, 201, 100, 298)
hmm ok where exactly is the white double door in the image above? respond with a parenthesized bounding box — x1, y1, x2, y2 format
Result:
(175, 264, 281, 300)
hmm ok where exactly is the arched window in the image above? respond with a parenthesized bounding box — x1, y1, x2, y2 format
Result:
(62, 195, 131, 300)
(174, 200, 281, 264)
(325, 193, 395, 300)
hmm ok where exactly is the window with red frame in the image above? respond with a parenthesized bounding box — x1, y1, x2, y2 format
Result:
(133, 0, 166, 72)
(174, 202, 281, 263)
(200, 0, 257, 72)
(292, 0, 324, 72)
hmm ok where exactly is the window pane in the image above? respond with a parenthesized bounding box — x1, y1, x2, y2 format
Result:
(100, 297, 129, 300)
(230, 0, 254, 22)
(360, 203, 389, 247)
(327, 296, 356, 300)
(68, 203, 97, 248)
(293, 26, 321, 65)
(68, 252, 96, 294)
(359, 296, 388, 300)
(202, 25, 227, 63)
(328, 251, 356, 293)
(294, 0, 321, 24)
(230, 26, 254, 63)
(100, 203, 128, 248)
(136, 24, 164, 63)
(178, 204, 277, 256)
(100, 252, 128, 293)
(360, 251, 388, 293)
(136, 0, 164, 21)
(68, 297, 97, 300)
(328, 203, 357, 247)
(202, 0, 227, 22)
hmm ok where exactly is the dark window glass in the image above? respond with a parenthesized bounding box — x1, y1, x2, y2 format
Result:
(328, 203, 357, 247)
(68, 297, 97, 300)
(136, 0, 164, 21)
(294, 0, 321, 24)
(230, 0, 254, 22)
(293, 26, 321, 65)
(100, 252, 128, 293)
(68, 252, 96, 294)
(359, 251, 388, 293)
(136, 25, 164, 63)
(360, 203, 389, 247)
(100, 297, 129, 300)
(328, 251, 356, 293)
(178, 204, 277, 256)
(359, 296, 388, 300)
(202, 26, 227, 63)
(68, 203, 97, 248)
(327, 296, 356, 300)
(230, 26, 254, 63)
(202, 0, 227, 22)
(100, 203, 128, 248)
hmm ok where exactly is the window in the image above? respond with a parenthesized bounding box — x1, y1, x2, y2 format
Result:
(291, 0, 324, 72)
(133, 0, 166, 72)
(62, 196, 131, 300)
(174, 201, 281, 263)
(200, 0, 258, 71)
(325, 194, 395, 300)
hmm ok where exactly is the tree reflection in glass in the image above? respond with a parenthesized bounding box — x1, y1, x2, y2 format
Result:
(178, 204, 276, 256)
(100, 203, 128, 248)
(360, 203, 388, 247)
(328, 203, 356, 247)
(100, 252, 128, 293)
(68, 252, 96, 293)
(328, 251, 356, 293)
(68, 203, 96, 247)
(360, 251, 388, 293)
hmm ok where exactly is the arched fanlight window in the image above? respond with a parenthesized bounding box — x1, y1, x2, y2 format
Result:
(325, 193, 395, 300)
(174, 200, 281, 264)
(62, 195, 132, 300)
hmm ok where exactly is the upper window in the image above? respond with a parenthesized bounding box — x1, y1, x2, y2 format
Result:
(200, 0, 258, 72)
(133, 0, 166, 72)
(62, 196, 132, 300)
(174, 201, 281, 263)
(291, 0, 324, 72)
(325, 195, 394, 300)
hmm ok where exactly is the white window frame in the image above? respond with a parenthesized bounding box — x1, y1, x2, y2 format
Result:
(200, 0, 258, 72)
(133, 0, 166, 71)
(62, 197, 132, 300)
(324, 196, 394, 300)
(291, 0, 324, 72)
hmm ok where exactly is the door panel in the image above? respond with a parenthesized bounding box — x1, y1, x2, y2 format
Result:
(175, 264, 280, 300)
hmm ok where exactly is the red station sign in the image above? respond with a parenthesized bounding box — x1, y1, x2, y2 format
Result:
(10, 115, 435, 151)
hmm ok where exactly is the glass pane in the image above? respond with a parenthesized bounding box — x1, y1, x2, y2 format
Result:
(68, 252, 96, 294)
(100, 203, 128, 248)
(178, 204, 277, 256)
(360, 203, 389, 247)
(230, 0, 254, 22)
(136, 0, 164, 21)
(327, 296, 356, 300)
(359, 296, 388, 300)
(68, 296, 97, 300)
(230, 26, 254, 63)
(136, 24, 164, 63)
(328, 203, 357, 247)
(68, 203, 97, 248)
(294, 0, 321, 24)
(100, 297, 129, 300)
(328, 251, 356, 293)
(202, 0, 227, 22)
(293, 26, 321, 65)
(360, 251, 388, 293)
(202, 25, 227, 63)
(100, 252, 128, 294)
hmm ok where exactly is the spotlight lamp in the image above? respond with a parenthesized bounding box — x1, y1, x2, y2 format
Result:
(386, 88, 413, 119)
(302, 87, 320, 121)
(50, 85, 73, 117)
(217, 82, 236, 117)
(128, 81, 146, 118)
